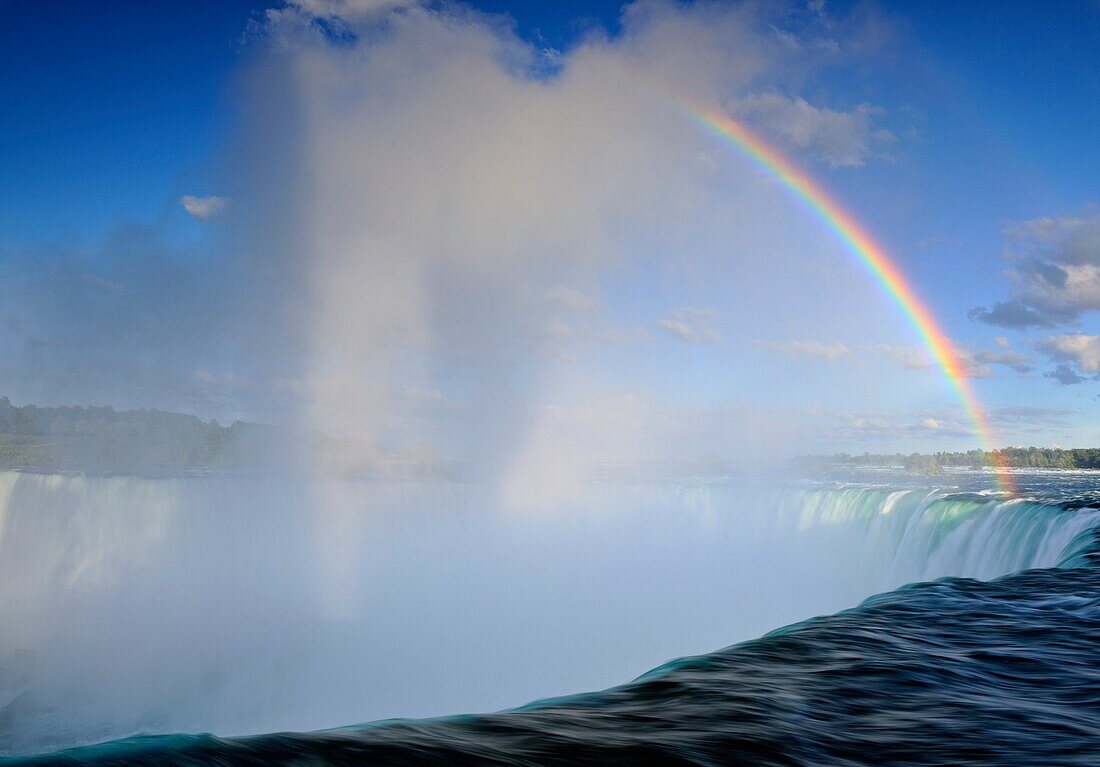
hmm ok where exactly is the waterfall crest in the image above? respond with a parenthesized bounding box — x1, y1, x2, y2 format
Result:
(2, 471, 1098, 756)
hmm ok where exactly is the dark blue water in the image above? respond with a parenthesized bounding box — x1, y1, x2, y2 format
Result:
(4, 470, 1100, 766)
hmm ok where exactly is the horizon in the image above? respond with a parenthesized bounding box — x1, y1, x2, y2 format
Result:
(6, 392, 1100, 457)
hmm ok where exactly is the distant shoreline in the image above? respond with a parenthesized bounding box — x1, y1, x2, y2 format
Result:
(799, 448, 1100, 473)
(0, 396, 453, 477)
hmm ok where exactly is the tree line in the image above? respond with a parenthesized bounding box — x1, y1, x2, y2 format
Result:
(0, 396, 456, 477)
(0, 396, 292, 471)
(807, 447, 1100, 471)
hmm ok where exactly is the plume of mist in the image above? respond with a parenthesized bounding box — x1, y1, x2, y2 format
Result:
(229, 0, 909, 500)
(0, 1, 924, 475)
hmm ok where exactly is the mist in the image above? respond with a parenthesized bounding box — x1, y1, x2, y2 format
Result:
(226, 0, 917, 479)
(5, 470, 1090, 755)
(0, 0, 943, 463)
(0, 0, 983, 757)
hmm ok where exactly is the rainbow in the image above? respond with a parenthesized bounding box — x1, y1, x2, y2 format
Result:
(683, 103, 1014, 492)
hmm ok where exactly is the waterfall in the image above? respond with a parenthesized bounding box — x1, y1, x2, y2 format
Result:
(2, 471, 1098, 756)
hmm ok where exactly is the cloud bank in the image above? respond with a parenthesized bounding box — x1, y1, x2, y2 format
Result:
(968, 211, 1100, 385)
(970, 212, 1100, 329)
(737, 93, 895, 168)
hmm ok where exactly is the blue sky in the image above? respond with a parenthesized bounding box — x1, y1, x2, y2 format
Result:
(1, 0, 1099, 458)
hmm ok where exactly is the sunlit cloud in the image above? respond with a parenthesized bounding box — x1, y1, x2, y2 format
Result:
(969, 210, 1100, 328)
(1037, 333, 1100, 384)
(864, 342, 1033, 377)
(180, 194, 229, 220)
(736, 93, 895, 168)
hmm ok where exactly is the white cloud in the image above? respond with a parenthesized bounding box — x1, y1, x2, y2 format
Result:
(750, 339, 851, 361)
(180, 195, 229, 220)
(76, 273, 126, 293)
(970, 210, 1100, 328)
(1003, 215, 1088, 248)
(1038, 333, 1100, 373)
(289, 0, 420, 17)
(966, 347, 1033, 375)
(990, 406, 1072, 429)
(801, 403, 1073, 445)
(656, 307, 721, 344)
(864, 342, 1032, 377)
(812, 409, 973, 441)
(736, 93, 895, 167)
(259, 0, 422, 40)
(1018, 262, 1100, 317)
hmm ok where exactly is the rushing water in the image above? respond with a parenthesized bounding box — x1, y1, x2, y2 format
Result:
(2, 469, 1100, 764)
